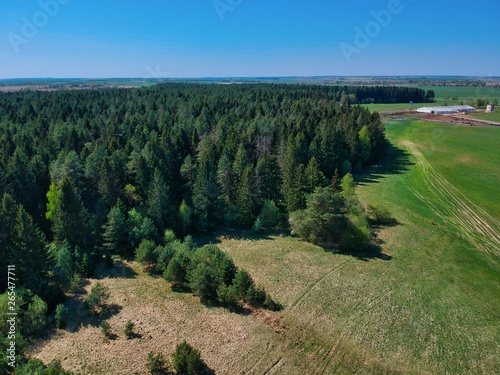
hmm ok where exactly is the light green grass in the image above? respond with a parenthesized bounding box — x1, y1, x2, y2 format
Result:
(468, 111, 500, 123)
(361, 103, 440, 112)
(416, 86, 500, 102)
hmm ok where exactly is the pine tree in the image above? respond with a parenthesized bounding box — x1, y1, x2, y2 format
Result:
(14, 205, 48, 295)
(0, 194, 17, 291)
(217, 153, 234, 207)
(52, 177, 92, 251)
(304, 157, 326, 194)
(146, 168, 174, 231)
(358, 125, 372, 165)
(102, 201, 129, 255)
(7, 148, 38, 215)
(192, 138, 222, 230)
(45, 182, 60, 221)
(234, 166, 257, 226)
(178, 200, 192, 237)
(255, 154, 282, 205)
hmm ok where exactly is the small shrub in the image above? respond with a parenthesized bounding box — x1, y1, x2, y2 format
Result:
(366, 203, 394, 225)
(232, 270, 254, 300)
(17, 359, 74, 374)
(164, 229, 177, 244)
(146, 352, 167, 374)
(135, 239, 158, 266)
(55, 303, 68, 329)
(86, 282, 110, 313)
(246, 285, 266, 306)
(253, 200, 280, 232)
(101, 321, 111, 338)
(124, 320, 135, 339)
(252, 216, 264, 233)
(264, 293, 278, 311)
(24, 295, 48, 336)
(172, 341, 204, 375)
(217, 284, 239, 308)
(69, 273, 80, 293)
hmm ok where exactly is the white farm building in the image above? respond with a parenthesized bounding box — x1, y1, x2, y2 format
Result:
(416, 105, 475, 114)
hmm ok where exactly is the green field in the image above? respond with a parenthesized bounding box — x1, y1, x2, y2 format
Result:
(32, 118, 500, 375)
(469, 111, 500, 123)
(361, 102, 441, 112)
(416, 86, 500, 103)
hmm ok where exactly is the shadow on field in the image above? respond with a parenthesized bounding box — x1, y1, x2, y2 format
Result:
(326, 244, 393, 262)
(94, 259, 137, 279)
(194, 227, 275, 247)
(356, 143, 414, 186)
(152, 365, 215, 375)
(63, 301, 123, 333)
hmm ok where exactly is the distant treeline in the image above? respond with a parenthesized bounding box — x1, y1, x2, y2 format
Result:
(339, 85, 433, 103)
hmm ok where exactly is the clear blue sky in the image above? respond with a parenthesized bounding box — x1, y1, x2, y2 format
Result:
(1, 0, 499, 78)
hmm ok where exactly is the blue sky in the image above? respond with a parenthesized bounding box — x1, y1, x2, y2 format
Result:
(0, 0, 499, 78)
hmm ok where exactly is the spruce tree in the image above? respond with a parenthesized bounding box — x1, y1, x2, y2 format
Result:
(146, 168, 174, 231)
(14, 205, 48, 295)
(52, 177, 92, 251)
(102, 201, 129, 255)
(234, 166, 257, 226)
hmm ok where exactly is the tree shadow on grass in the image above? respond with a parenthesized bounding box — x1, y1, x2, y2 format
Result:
(343, 244, 393, 262)
(194, 227, 276, 247)
(71, 278, 91, 295)
(63, 301, 123, 333)
(324, 244, 393, 262)
(94, 258, 137, 280)
(319, 227, 395, 262)
(356, 143, 414, 186)
(126, 332, 143, 340)
(153, 365, 215, 375)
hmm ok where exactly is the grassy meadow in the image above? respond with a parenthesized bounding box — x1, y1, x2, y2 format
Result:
(468, 111, 500, 123)
(31, 118, 499, 375)
(415, 86, 500, 104)
(360, 102, 440, 112)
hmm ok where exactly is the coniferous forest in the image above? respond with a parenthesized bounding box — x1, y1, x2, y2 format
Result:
(0, 83, 421, 372)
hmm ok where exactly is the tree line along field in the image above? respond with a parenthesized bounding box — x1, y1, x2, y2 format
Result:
(30, 117, 499, 374)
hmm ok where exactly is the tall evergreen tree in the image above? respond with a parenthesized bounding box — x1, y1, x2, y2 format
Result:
(304, 157, 326, 195)
(235, 166, 257, 226)
(192, 138, 222, 230)
(52, 177, 92, 250)
(0, 194, 18, 292)
(146, 168, 175, 231)
(255, 153, 282, 206)
(14, 205, 48, 295)
(102, 200, 129, 255)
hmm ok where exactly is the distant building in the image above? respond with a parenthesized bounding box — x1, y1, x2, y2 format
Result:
(486, 104, 495, 113)
(416, 105, 475, 114)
